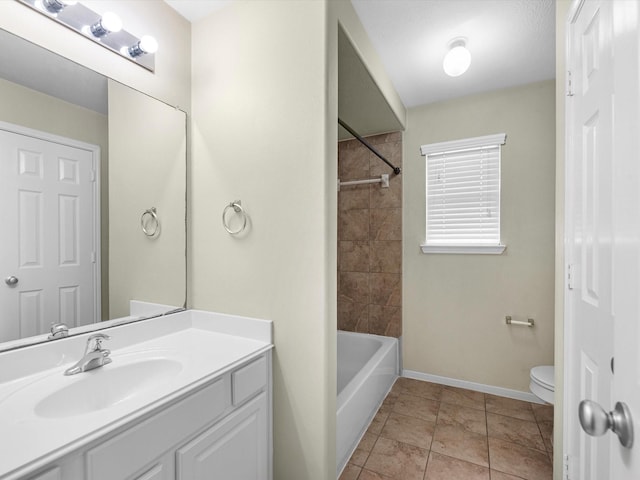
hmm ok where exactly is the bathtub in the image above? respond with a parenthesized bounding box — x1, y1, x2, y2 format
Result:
(337, 330, 398, 475)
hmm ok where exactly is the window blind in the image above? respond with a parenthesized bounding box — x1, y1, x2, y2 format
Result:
(420, 133, 506, 253)
(425, 144, 502, 246)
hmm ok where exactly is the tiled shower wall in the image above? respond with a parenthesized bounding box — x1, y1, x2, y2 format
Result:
(337, 132, 402, 337)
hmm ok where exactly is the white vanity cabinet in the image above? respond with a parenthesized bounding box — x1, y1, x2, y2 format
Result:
(176, 392, 268, 478)
(26, 352, 272, 480)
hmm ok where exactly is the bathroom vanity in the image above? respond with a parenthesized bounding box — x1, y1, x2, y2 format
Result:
(0, 310, 273, 480)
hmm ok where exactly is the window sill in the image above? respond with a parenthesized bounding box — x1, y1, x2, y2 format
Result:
(420, 244, 506, 255)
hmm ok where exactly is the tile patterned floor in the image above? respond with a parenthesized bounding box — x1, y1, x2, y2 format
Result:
(339, 377, 554, 480)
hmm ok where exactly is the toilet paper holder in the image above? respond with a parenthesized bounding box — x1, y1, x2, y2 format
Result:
(505, 316, 534, 327)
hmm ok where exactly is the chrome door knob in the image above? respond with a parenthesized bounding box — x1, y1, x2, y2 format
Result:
(4, 276, 18, 286)
(579, 400, 634, 448)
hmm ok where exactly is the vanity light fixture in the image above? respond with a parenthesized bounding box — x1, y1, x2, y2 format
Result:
(90, 12, 123, 38)
(443, 38, 471, 77)
(128, 35, 159, 58)
(17, 0, 157, 72)
(41, 0, 77, 14)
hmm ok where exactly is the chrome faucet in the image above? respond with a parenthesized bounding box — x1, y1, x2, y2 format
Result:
(64, 333, 112, 376)
(48, 322, 69, 340)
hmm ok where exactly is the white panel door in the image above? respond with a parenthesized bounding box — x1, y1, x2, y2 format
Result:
(566, 0, 614, 478)
(0, 127, 98, 341)
(610, 0, 640, 477)
(567, 1, 640, 477)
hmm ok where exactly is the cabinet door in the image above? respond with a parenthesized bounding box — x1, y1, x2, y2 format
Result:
(132, 459, 171, 480)
(29, 468, 61, 480)
(177, 392, 268, 480)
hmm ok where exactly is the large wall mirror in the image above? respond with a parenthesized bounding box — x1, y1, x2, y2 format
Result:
(0, 28, 187, 350)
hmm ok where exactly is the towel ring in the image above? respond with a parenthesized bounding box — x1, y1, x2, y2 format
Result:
(141, 207, 160, 237)
(222, 200, 247, 235)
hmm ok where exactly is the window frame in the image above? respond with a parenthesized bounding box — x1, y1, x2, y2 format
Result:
(420, 133, 507, 255)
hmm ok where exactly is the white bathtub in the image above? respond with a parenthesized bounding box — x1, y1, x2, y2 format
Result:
(337, 330, 398, 476)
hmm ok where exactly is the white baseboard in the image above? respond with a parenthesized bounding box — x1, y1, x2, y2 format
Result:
(402, 369, 546, 404)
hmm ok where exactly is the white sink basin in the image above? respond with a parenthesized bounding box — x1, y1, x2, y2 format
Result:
(34, 358, 183, 419)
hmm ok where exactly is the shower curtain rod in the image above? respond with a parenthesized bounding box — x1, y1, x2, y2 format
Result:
(338, 118, 401, 175)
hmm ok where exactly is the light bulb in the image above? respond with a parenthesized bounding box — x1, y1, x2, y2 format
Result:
(42, 0, 77, 13)
(128, 35, 158, 57)
(139, 36, 159, 54)
(90, 12, 123, 37)
(443, 40, 471, 77)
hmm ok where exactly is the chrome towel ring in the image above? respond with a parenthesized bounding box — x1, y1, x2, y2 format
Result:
(141, 207, 160, 237)
(222, 200, 247, 235)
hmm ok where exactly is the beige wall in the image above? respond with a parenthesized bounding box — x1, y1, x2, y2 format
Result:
(189, 2, 405, 477)
(0, 77, 110, 319)
(108, 80, 186, 318)
(190, 2, 335, 478)
(331, 0, 406, 130)
(403, 80, 556, 393)
(0, 1, 190, 110)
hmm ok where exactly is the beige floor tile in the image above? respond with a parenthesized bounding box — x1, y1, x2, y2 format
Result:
(438, 401, 488, 435)
(368, 408, 390, 435)
(379, 389, 399, 413)
(485, 395, 536, 422)
(487, 413, 546, 451)
(424, 452, 490, 480)
(358, 469, 394, 480)
(532, 404, 554, 423)
(339, 463, 361, 480)
(344, 387, 556, 480)
(537, 420, 554, 454)
(394, 377, 443, 401)
(431, 424, 489, 467)
(441, 386, 486, 411)
(350, 431, 378, 466)
(380, 412, 435, 449)
(392, 393, 439, 422)
(488, 437, 553, 480)
(490, 471, 526, 479)
(363, 437, 429, 480)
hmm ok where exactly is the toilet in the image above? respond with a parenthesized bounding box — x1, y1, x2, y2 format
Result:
(530, 365, 555, 404)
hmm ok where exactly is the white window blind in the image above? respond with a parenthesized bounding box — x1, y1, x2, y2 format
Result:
(420, 134, 506, 254)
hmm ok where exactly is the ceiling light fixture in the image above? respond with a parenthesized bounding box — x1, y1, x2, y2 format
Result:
(90, 12, 123, 37)
(443, 38, 471, 77)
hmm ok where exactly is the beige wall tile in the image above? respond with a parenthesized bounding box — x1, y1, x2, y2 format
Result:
(339, 186, 370, 211)
(370, 273, 402, 306)
(338, 134, 403, 337)
(338, 300, 368, 331)
(339, 145, 370, 180)
(370, 241, 402, 273)
(370, 208, 402, 241)
(339, 208, 370, 241)
(339, 241, 371, 272)
(339, 272, 370, 304)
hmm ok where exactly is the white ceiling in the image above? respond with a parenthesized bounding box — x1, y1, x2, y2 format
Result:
(351, 0, 556, 107)
(165, 0, 556, 110)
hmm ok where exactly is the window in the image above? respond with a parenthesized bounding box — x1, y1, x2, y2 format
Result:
(420, 133, 506, 254)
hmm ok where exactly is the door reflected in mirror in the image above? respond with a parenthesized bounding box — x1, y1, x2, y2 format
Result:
(0, 28, 186, 349)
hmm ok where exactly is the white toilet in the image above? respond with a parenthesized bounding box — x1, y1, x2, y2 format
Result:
(530, 365, 555, 404)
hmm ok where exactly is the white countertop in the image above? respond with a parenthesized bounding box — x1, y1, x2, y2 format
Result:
(0, 309, 273, 480)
